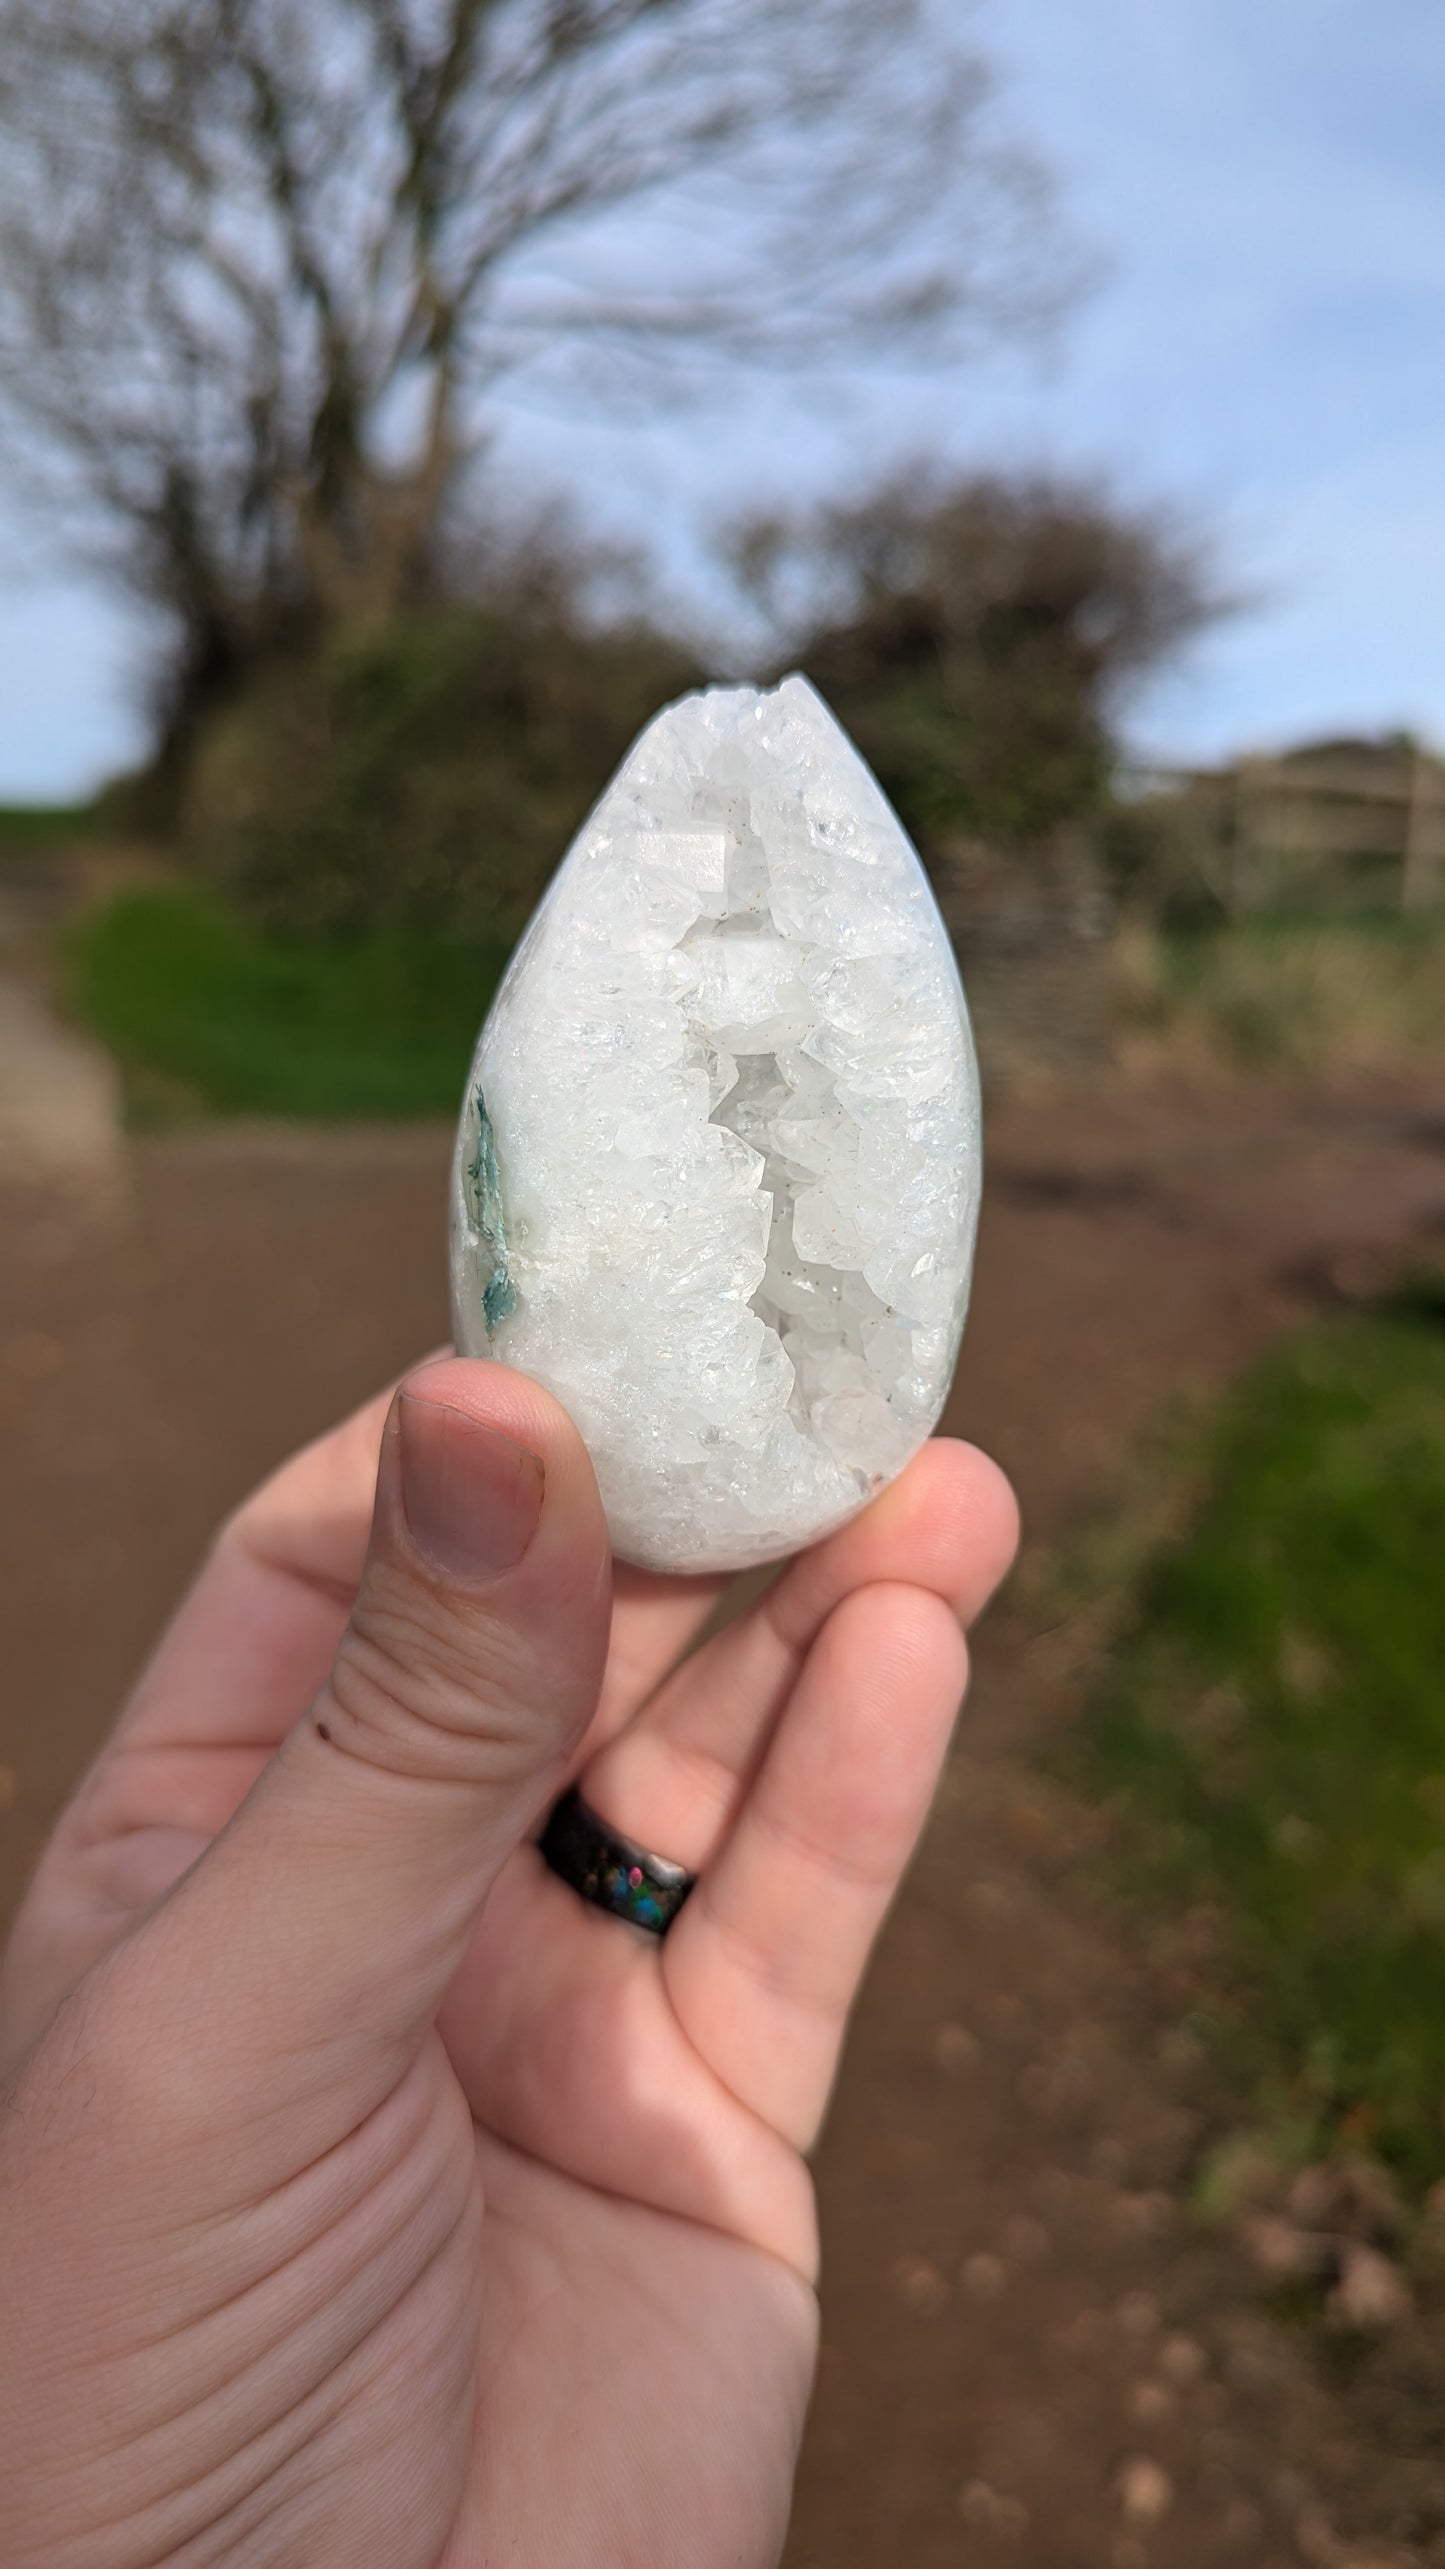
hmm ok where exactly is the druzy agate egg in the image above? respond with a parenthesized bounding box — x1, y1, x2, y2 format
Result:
(450, 675, 981, 1573)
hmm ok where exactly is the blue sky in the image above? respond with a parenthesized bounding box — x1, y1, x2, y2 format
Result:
(1, 0, 1442, 797)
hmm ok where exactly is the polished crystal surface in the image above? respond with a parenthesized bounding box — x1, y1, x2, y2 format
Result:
(450, 674, 981, 1572)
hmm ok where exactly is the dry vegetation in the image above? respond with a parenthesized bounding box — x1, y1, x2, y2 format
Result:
(1113, 916, 1445, 1081)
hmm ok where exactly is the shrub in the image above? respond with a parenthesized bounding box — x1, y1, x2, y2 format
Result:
(183, 608, 704, 939)
(732, 467, 1217, 858)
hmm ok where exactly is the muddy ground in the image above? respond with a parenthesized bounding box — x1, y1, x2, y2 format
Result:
(4, 1074, 1445, 2566)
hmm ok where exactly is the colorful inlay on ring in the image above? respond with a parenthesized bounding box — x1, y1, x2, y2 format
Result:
(539, 1787, 696, 1936)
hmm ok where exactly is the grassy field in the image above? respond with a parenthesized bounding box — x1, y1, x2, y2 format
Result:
(1078, 1279, 1445, 2190)
(66, 885, 507, 1120)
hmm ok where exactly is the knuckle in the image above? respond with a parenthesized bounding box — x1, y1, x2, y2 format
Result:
(322, 1575, 541, 1791)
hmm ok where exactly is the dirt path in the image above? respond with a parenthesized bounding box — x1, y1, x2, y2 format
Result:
(794, 1079, 1445, 2569)
(3, 1075, 1445, 2564)
(0, 874, 124, 1192)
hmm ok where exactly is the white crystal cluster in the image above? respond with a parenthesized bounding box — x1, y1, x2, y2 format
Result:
(451, 674, 981, 1573)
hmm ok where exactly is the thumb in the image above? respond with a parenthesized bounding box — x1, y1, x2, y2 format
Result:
(132, 1359, 612, 2152)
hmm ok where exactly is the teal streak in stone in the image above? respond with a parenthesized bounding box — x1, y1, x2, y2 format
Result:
(464, 1084, 517, 1336)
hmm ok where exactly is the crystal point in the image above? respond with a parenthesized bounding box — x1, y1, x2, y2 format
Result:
(450, 675, 981, 1572)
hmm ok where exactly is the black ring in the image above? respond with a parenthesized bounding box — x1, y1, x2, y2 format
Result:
(539, 1787, 696, 1936)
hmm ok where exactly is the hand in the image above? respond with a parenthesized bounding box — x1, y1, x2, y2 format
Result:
(0, 1357, 1016, 2569)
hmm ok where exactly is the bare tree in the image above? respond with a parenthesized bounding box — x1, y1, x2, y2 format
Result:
(0, 0, 1065, 732)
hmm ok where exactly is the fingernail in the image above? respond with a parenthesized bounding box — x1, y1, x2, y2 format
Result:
(397, 1392, 545, 1580)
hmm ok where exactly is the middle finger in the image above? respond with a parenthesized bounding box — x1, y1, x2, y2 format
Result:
(576, 1436, 1017, 1869)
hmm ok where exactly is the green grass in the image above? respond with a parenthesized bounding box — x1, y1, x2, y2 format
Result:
(0, 801, 103, 852)
(67, 885, 508, 1119)
(1079, 1285, 1445, 2188)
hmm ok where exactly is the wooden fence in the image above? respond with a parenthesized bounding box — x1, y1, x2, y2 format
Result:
(1130, 739, 1445, 917)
